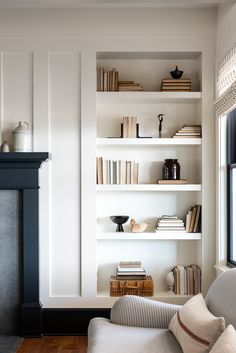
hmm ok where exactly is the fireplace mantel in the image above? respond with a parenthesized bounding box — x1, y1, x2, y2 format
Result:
(0, 152, 49, 337)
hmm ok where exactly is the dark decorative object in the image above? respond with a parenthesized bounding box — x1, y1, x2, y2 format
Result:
(110, 215, 129, 232)
(136, 124, 152, 138)
(172, 159, 180, 180)
(170, 66, 183, 79)
(0, 153, 49, 337)
(162, 159, 181, 180)
(157, 114, 164, 138)
(163, 159, 174, 180)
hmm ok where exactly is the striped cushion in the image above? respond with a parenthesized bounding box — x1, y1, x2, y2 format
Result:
(111, 295, 181, 328)
(169, 294, 226, 353)
(209, 325, 236, 353)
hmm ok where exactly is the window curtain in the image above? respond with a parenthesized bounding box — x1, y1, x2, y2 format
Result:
(214, 45, 236, 116)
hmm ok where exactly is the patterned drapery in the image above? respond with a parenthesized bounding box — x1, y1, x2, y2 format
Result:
(214, 45, 236, 116)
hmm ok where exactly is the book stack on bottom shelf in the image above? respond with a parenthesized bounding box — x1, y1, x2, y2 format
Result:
(116, 261, 146, 279)
(110, 261, 154, 297)
(155, 215, 185, 232)
(172, 265, 201, 295)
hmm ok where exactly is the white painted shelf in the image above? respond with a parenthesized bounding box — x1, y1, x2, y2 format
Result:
(96, 291, 194, 306)
(96, 91, 202, 103)
(97, 232, 201, 240)
(96, 138, 202, 146)
(96, 184, 202, 191)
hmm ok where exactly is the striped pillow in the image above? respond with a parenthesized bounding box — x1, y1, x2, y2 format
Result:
(169, 293, 225, 353)
(210, 325, 236, 353)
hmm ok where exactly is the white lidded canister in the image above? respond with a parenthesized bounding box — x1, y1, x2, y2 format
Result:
(13, 121, 32, 152)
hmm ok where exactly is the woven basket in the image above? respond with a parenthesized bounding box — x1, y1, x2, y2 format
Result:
(110, 275, 154, 297)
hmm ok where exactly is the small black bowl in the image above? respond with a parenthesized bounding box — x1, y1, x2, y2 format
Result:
(170, 66, 183, 79)
(110, 215, 129, 232)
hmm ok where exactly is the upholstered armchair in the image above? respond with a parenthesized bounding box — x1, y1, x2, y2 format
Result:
(88, 269, 236, 353)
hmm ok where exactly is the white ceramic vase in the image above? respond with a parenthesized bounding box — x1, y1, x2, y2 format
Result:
(13, 121, 32, 152)
(166, 271, 175, 293)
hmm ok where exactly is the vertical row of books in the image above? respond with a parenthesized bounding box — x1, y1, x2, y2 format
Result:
(96, 157, 139, 185)
(185, 205, 201, 233)
(97, 67, 143, 92)
(172, 265, 201, 295)
(97, 67, 119, 91)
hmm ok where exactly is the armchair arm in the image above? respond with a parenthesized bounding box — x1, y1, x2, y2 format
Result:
(110, 295, 181, 329)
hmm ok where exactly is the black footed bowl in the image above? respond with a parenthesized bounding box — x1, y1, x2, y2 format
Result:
(110, 215, 129, 232)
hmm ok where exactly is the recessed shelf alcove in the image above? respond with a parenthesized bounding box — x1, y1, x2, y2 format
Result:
(0, 152, 49, 337)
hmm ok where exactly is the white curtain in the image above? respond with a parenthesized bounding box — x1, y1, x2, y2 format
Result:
(214, 45, 236, 116)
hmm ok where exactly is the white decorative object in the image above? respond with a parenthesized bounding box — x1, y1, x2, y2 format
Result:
(12, 121, 32, 152)
(1, 141, 10, 152)
(166, 271, 175, 293)
(130, 219, 148, 233)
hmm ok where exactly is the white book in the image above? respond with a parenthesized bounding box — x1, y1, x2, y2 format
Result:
(110, 160, 113, 185)
(106, 160, 110, 185)
(121, 160, 126, 184)
(186, 211, 192, 232)
(156, 227, 185, 231)
(102, 159, 106, 184)
(117, 267, 145, 272)
(157, 222, 184, 227)
(177, 265, 185, 295)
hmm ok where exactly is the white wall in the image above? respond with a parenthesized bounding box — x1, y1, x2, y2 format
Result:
(216, 4, 236, 61)
(0, 8, 216, 307)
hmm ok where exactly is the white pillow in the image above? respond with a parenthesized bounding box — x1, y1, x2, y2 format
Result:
(210, 325, 236, 353)
(169, 293, 225, 353)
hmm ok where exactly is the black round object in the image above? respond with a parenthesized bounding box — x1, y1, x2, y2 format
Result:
(110, 215, 129, 232)
(170, 66, 183, 79)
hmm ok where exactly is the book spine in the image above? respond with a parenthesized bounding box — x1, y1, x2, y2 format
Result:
(100, 67, 104, 92)
(103, 71, 108, 92)
(134, 162, 139, 184)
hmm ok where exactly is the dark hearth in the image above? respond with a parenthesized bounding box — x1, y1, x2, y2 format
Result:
(0, 153, 48, 337)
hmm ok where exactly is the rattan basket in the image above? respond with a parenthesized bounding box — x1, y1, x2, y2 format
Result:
(110, 275, 154, 297)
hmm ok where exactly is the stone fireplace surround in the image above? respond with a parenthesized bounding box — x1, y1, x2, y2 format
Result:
(0, 153, 48, 337)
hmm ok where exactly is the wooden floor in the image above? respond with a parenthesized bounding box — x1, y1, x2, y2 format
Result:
(17, 336, 88, 353)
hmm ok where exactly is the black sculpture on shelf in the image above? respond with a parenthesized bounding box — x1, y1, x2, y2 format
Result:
(110, 215, 129, 232)
(157, 114, 164, 138)
(170, 66, 183, 79)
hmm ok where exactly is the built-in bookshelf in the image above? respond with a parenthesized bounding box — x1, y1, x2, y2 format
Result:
(96, 51, 206, 304)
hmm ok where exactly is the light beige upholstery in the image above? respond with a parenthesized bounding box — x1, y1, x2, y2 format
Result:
(88, 269, 236, 353)
(88, 318, 182, 353)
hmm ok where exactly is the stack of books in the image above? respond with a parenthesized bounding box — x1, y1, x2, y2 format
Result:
(155, 215, 185, 232)
(172, 264, 201, 295)
(186, 205, 201, 233)
(116, 261, 146, 280)
(118, 81, 143, 91)
(173, 125, 202, 138)
(97, 67, 119, 91)
(161, 79, 191, 92)
(122, 116, 137, 138)
(96, 157, 139, 185)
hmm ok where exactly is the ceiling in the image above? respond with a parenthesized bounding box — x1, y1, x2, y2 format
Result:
(0, 0, 233, 8)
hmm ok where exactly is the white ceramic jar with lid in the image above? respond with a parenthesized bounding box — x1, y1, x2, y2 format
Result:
(13, 121, 32, 152)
